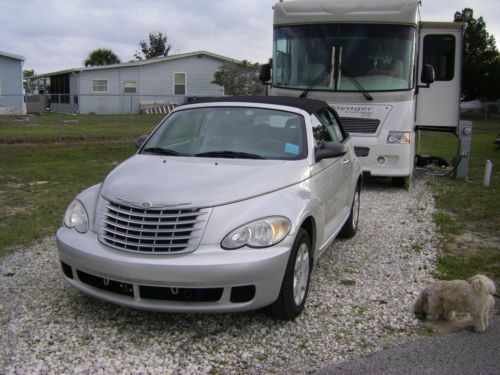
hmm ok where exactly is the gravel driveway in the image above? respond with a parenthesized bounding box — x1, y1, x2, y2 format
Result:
(0, 176, 439, 374)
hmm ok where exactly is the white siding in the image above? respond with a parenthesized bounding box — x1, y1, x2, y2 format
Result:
(77, 54, 226, 114)
(0, 55, 24, 114)
(79, 69, 121, 114)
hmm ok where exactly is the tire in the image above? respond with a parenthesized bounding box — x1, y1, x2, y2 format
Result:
(339, 183, 360, 239)
(267, 228, 312, 320)
(392, 176, 411, 189)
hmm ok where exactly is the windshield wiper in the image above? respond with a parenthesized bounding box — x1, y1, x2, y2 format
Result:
(300, 65, 332, 98)
(195, 151, 264, 159)
(340, 67, 373, 101)
(142, 147, 185, 156)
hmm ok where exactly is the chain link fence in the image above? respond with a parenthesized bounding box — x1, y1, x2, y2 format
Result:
(0, 94, 191, 141)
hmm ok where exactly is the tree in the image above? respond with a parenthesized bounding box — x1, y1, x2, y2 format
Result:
(212, 60, 264, 96)
(84, 48, 121, 67)
(134, 32, 171, 60)
(23, 69, 35, 78)
(454, 8, 500, 101)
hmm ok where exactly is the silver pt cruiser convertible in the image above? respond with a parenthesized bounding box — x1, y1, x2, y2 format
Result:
(57, 96, 362, 319)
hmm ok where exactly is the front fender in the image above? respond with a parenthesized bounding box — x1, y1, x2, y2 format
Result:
(201, 181, 324, 248)
(68, 183, 102, 231)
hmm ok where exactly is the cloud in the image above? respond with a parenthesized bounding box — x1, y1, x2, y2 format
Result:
(1, 0, 497, 74)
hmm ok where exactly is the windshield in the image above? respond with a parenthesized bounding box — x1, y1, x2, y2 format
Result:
(273, 24, 415, 92)
(141, 107, 307, 160)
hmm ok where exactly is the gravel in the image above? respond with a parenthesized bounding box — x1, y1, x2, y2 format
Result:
(0, 176, 439, 374)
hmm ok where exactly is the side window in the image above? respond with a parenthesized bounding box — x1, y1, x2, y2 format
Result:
(423, 35, 455, 81)
(325, 109, 345, 142)
(311, 115, 332, 146)
(173, 72, 186, 95)
(123, 81, 136, 93)
(92, 79, 108, 92)
(315, 109, 345, 144)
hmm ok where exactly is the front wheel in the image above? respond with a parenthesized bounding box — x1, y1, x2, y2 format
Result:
(267, 229, 312, 320)
(339, 183, 360, 238)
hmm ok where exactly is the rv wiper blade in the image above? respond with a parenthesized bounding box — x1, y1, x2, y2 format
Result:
(142, 147, 185, 156)
(195, 151, 264, 159)
(300, 65, 332, 98)
(340, 67, 373, 101)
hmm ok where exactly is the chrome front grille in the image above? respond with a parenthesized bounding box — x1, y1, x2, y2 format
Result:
(340, 117, 380, 134)
(99, 201, 209, 254)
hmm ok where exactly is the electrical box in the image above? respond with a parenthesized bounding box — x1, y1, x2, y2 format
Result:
(455, 120, 473, 179)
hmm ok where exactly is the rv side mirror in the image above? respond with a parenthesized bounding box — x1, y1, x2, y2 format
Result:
(421, 64, 435, 85)
(259, 63, 271, 83)
(135, 134, 149, 149)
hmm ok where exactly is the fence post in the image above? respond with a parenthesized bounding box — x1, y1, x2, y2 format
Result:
(483, 160, 494, 187)
(130, 95, 133, 131)
(58, 94, 63, 140)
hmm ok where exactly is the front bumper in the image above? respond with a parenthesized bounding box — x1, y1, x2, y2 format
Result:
(56, 227, 292, 313)
(354, 140, 414, 177)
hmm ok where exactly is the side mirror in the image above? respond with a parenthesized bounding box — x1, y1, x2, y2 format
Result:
(135, 134, 149, 149)
(421, 64, 435, 85)
(315, 141, 347, 162)
(259, 63, 271, 83)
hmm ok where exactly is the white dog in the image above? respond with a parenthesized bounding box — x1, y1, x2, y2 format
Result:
(414, 274, 496, 332)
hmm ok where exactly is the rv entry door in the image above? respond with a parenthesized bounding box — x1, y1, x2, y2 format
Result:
(416, 22, 463, 130)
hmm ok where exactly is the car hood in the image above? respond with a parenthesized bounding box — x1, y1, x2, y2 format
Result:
(101, 155, 311, 208)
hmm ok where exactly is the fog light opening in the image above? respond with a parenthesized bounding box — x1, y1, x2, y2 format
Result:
(230, 285, 256, 303)
(377, 156, 386, 164)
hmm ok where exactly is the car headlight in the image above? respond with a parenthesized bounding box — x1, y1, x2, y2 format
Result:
(63, 199, 89, 233)
(221, 216, 291, 250)
(387, 131, 411, 144)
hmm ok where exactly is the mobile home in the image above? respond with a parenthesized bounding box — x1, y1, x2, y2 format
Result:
(0, 50, 25, 115)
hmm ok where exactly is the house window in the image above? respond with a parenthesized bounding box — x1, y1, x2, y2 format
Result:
(423, 35, 455, 81)
(124, 81, 136, 93)
(173, 73, 186, 95)
(92, 79, 108, 92)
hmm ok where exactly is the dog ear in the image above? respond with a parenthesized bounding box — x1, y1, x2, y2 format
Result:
(470, 277, 487, 295)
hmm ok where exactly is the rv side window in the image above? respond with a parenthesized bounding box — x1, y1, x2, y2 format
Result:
(423, 35, 455, 81)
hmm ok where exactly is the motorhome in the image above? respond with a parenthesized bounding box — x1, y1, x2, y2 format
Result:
(263, 0, 463, 187)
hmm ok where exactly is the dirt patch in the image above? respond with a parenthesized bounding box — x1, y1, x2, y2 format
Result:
(455, 231, 500, 251)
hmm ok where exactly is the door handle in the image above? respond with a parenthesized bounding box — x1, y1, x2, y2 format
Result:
(343, 158, 351, 164)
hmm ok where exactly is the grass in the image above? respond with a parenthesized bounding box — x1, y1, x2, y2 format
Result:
(0, 113, 162, 256)
(417, 112, 500, 283)
(0, 112, 164, 142)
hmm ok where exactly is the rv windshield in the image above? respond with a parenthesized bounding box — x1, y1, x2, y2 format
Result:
(273, 24, 415, 92)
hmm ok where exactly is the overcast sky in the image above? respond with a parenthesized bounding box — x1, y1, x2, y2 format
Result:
(1, 0, 499, 74)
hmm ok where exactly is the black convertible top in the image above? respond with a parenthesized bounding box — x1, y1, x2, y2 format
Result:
(187, 96, 330, 115)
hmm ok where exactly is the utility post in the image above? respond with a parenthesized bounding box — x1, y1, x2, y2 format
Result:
(455, 120, 473, 179)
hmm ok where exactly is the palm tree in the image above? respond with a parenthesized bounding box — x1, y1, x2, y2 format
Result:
(84, 48, 121, 67)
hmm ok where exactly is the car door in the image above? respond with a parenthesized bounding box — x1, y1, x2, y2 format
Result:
(324, 108, 355, 209)
(309, 113, 347, 253)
